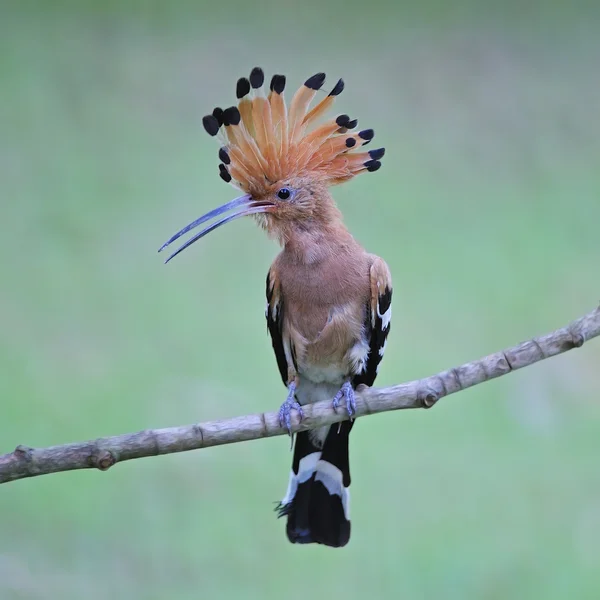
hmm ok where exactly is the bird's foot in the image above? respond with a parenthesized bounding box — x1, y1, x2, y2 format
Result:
(332, 381, 356, 418)
(278, 381, 304, 435)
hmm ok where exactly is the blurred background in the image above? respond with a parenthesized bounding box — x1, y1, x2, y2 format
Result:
(1, 0, 599, 598)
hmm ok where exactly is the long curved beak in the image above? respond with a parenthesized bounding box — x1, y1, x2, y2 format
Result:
(158, 194, 274, 264)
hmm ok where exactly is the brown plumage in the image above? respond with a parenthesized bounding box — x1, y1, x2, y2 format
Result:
(159, 68, 392, 548)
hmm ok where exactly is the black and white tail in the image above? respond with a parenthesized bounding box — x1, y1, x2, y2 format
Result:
(276, 421, 353, 547)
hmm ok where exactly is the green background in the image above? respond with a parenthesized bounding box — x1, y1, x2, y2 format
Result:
(1, 1, 599, 598)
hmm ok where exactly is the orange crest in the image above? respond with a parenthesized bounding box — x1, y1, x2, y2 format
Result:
(202, 68, 384, 196)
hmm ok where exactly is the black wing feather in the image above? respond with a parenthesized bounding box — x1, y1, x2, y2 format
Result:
(353, 286, 392, 388)
(266, 269, 288, 386)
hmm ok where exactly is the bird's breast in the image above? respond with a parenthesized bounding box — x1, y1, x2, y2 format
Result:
(275, 243, 372, 387)
(284, 299, 367, 382)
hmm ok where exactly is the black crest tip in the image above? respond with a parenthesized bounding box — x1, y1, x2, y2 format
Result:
(270, 74, 286, 94)
(335, 114, 350, 127)
(329, 78, 344, 96)
(304, 72, 326, 90)
(212, 107, 224, 126)
(364, 159, 381, 172)
(219, 164, 232, 183)
(345, 137, 356, 148)
(346, 118, 358, 129)
(358, 129, 374, 141)
(202, 115, 220, 136)
(368, 147, 385, 160)
(249, 67, 265, 89)
(219, 147, 231, 165)
(223, 106, 241, 126)
(236, 77, 251, 99)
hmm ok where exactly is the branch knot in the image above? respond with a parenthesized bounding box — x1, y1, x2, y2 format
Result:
(14, 445, 33, 461)
(88, 450, 116, 471)
(418, 386, 440, 409)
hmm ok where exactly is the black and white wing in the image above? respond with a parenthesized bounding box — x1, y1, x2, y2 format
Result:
(266, 266, 289, 386)
(353, 256, 392, 388)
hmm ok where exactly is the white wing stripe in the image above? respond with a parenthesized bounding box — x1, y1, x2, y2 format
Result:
(377, 304, 391, 330)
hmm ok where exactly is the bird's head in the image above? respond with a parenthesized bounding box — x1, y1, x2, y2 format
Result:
(159, 67, 385, 262)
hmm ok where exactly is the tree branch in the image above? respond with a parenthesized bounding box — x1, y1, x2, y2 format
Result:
(1, 306, 599, 485)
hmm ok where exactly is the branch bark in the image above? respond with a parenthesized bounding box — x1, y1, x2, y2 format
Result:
(1, 305, 599, 485)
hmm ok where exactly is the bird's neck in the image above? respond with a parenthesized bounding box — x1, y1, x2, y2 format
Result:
(282, 218, 356, 266)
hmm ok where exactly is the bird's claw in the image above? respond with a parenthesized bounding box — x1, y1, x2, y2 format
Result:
(332, 381, 356, 418)
(278, 382, 303, 435)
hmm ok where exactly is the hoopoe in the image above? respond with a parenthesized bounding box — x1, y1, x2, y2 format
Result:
(159, 67, 392, 548)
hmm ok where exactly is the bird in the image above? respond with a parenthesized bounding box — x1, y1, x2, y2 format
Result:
(159, 67, 392, 548)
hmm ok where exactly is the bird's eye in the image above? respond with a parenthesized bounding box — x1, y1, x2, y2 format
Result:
(277, 188, 291, 200)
